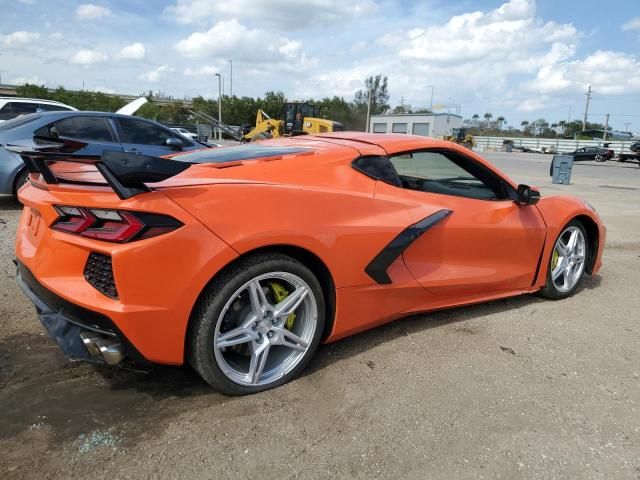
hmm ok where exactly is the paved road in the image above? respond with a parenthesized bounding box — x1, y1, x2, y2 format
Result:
(0, 153, 638, 479)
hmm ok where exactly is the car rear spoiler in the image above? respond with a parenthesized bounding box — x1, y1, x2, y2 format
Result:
(9, 146, 190, 200)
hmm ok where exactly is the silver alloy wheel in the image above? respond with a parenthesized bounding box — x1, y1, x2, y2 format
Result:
(213, 272, 318, 387)
(551, 226, 586, 293)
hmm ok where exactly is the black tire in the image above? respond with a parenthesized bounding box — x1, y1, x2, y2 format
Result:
(539, 219, 589, 300)
(595, 154, 606, 163)
(13, 169, 29, 195)
(187, 252, 325, 395)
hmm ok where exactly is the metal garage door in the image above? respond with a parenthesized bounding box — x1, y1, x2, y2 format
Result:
(412, 123, 430, 136)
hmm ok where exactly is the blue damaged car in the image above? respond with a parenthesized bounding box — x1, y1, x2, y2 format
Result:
(0, 111, 207, 195)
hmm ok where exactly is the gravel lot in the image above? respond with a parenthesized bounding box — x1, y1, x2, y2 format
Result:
(1, 152, 639, 479)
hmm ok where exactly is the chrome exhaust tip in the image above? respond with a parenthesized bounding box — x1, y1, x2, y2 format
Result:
(79, 331, 125, 365)
(94, 338, 125, 366)
(79, 331, 103, 357)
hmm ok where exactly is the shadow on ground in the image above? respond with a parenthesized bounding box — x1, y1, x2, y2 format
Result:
(0, 274, 601, 450)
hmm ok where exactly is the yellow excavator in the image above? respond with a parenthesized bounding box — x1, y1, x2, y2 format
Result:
(444, 127, 475, 150)
(239, 102, 344, 141)
(191, 102, 343, 142)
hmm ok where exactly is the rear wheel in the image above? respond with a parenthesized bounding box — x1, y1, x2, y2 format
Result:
(188, 253, 325, 395)
(595, 154, 606, 162)
(540, 220, 588, 300)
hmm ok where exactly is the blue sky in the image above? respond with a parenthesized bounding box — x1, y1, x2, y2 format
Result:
(1, 0, 639, 131)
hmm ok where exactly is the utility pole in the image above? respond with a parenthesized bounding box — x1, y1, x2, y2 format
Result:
(426, 85, 434, 111)
(582, 84, 592, 132)
(365, 86, 372, 132)
(215, 73, 222, 141)
(567, 105, 571, 123)
(229, 59, 233, 97)
(603, 113, 609, 141)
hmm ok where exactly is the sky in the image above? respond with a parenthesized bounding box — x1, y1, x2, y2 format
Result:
(1, 0, 639, 131)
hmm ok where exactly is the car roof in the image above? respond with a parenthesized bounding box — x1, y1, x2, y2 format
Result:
(0, 97, 76, 108)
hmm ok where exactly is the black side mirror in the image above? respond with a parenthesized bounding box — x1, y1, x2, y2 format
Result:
(516, 184, 541, 205)
(165, 137, 183, 150)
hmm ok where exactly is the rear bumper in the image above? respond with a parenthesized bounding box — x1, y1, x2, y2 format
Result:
(16, 260, 142, 364)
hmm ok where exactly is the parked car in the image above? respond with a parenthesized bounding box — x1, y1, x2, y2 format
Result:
(170, 127, 199, 141)
(567, 146, 614, 162)
(14, 133, 605, 395)
(0, 111, 208, 194)
(0, 97, 76, 122)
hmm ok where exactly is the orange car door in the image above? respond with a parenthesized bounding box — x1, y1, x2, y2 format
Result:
(388, 149, 546, 300)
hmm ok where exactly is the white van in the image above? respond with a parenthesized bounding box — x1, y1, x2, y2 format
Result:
(0, 97, 77, 122)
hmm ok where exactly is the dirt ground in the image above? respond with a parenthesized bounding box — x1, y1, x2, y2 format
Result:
(1, 153, 639, 479)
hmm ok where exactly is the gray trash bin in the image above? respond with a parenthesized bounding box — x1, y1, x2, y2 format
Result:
(550, 154, 573, 184)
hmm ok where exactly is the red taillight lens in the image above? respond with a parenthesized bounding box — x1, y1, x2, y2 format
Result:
(51, 206, 182, 243)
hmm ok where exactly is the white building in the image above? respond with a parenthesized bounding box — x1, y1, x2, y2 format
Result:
(369, 112, 463, 138)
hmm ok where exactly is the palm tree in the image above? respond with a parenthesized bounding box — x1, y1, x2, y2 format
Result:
(496, 116, 505, 130)
(472, 113, 480, 126)
(484, 112, 493, 127)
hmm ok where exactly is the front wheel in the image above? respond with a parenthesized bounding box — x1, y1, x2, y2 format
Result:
(188, 253, 325, 395)
(595, 154, 606, 162)
(540, 220, 588, 300)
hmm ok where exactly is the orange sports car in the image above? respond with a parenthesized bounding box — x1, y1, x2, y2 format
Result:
(14, 133, 605, 395)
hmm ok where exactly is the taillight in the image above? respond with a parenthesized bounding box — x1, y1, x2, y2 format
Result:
(51, 206, 182, 243)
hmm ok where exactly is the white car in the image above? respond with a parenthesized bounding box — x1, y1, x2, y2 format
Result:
(171, 127, 199, 141)
(0, 97, 76, 122)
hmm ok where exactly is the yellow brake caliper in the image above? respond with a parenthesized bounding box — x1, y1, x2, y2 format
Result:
(552, 248, 559, 270)
(270, 282, 296, 330)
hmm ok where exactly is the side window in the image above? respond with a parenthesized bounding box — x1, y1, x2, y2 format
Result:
(117, 117, 190, 146)
(389, 150, 505, 201)
(0, 103, 12, 121)
(9, 102, 38, 117)
(37, 116, 114, 142)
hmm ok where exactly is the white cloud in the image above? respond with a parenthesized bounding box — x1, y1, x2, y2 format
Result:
(139, 65, 174, 82)
(164, 0, 376, 28)
(69, 49, 108, 65)
(397, 0, 577, 67)
(18, 0, 35, 4)
(49, 32, 64, 40)
(0, 31, 40, 47)
(175, 19, 313, 69)
(117, 43, 146, 60)
(622, 17, 640, 31)
(75, 4, 111, 20)
(184, 65, 222, 77)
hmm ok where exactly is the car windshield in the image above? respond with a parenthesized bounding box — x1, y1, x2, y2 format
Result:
(0, 113, 42, 132)
(173, 144, 313, 164)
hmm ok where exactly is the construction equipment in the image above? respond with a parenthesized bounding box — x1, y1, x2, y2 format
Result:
(190, 102, 343, 143)
(444, 128, 475, 150)
(282, 102, 344, 135)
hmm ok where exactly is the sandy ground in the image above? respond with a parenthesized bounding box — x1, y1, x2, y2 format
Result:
(1, 153, 639, 479)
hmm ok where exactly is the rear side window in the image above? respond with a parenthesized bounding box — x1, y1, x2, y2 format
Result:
(0, 103, 13, 121)
(38, 116, 115, 142)
(11, 102, 39, 116)
(0, 102, 39, 120)
(117, 117, 191, 146)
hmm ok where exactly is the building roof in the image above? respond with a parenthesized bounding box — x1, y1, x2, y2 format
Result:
(370, 112, 463, 119)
